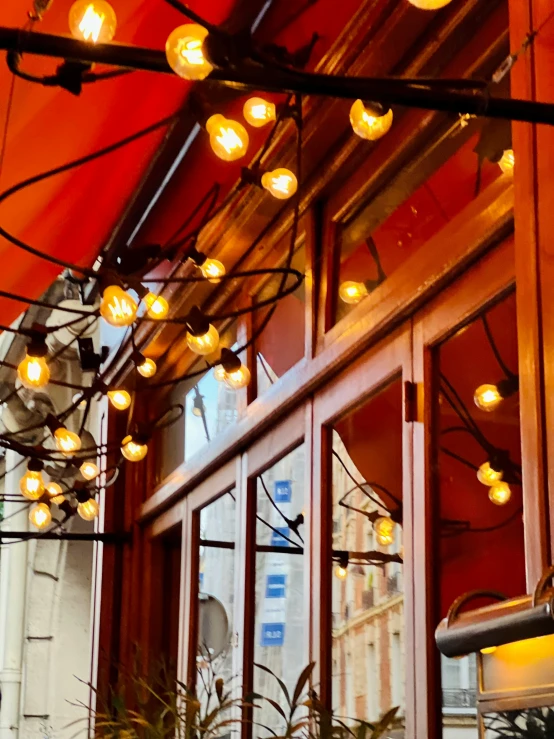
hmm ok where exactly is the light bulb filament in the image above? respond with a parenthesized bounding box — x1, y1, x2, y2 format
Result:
(270, 174, 294, 195)
(216, 127, 244, 155)
(109, 296, 134, 321)
(178, 37, 204, 65)
(79, 4, 105, 42)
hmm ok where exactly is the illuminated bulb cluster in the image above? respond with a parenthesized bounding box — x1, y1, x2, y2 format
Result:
(374, 516, 395, 547)
(477, 461, 511, 506)
(54, 427, 81, 456)
(339, 281, 368, 305)
(477, 461, 503, 486)
(69, 0, 117, 43)
(108, 389, 132, 411)
(100, 286, 138, 328)
(143, 292, 169, 320)
(47, 482, 65, 506)
(78, 498, 100, 521)
(29, 503, 52, 530)
(165, 24, 213, 81)
(80, 461, 100, 481)
(474, 384, 502, 412)
(206, 115, 249, 162)
(350, 100, 393, 141)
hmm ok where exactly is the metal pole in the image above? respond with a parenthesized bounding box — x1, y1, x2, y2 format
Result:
(0, 531, 129, 543)
(1, 27, 554, 126)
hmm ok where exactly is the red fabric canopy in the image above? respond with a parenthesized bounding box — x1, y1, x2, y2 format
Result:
(0, 0, 235, 324)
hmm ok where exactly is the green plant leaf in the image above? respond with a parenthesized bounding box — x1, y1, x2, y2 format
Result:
(291, 663, 315, 708)
(254, 663, 291, 707)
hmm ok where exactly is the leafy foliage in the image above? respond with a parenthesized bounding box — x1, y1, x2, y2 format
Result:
(78, 662, 398, 739)
(484, 707, 554, 738)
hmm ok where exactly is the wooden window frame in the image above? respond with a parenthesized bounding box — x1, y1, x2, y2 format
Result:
(312, 326, 414, 732)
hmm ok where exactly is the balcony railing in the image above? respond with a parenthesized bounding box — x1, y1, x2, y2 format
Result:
(442, 689, 477, 708)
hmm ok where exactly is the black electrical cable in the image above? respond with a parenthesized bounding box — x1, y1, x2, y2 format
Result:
(482, 313, 516, 379)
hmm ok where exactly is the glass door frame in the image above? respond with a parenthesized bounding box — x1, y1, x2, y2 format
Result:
(312, 324, 414, 732)
(411, 236, 536, 739)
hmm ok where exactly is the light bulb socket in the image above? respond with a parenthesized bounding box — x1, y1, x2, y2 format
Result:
(192, 392, 205, 416)
(361, 100, 391, 118)
(132, 351, 147, 367)
(187, 245, 207, 267)
(219, 348, 242, 373)
(240, 166, 263, 188)
(27, 458, 44, 473)
(337, 551, 349, 570)
(488, 449, 510, 474)
(26, 330, 48, 358)
(185, 306, 210, 337)
(45, 414, 63, 434)
(129, 423, 150, 446)
(497, 375, 519, 399)
(390, 507, 403, 524)
(75, 487, 93, 505)
(202, 28, 252, 70)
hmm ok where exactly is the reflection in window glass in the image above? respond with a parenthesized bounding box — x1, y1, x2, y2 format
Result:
(436, 290, 523, 738)
(331, 379, 404, 730)
(334, 124, 508, 325)
(484, 706, 554, 738)
(184, 325, 239, 462)
(254, 445, 306, 734)
(197, 491, 236, 702)
(256, 244, 305, 396)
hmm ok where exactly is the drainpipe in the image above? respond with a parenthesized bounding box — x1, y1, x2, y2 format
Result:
(0, 451, 29, 739)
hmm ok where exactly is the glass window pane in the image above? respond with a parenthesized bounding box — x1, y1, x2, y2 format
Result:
(197, 491, 236, 700)
(255, 244, 306, 396)
(331, 378, 405, 729)
(435, 290, 523, 737)
(254, 445, 306, 734)
(334, 123, 510, 326)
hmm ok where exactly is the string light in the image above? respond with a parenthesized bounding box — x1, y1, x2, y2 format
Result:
(200, 258, 226, 283)
(474, 384, 502, 412)
(206, 115, 249, 162)
(213, 348, 250, 389)
(261, 169, 298, 200)
(374, 516, 395, 546)
(54, 427, 82, 456)
(185, 307, 220, 355)
(78, 498, 100, 521)
(121, 435, 148, 462)
(349, 100, 393, 141)
(29, 502, 52, 530)
(19, 462, 45, 500)
(477, 461, 503, 486)
(69, 0, 117, 43)
(243, 97, 277, 127)
(407, 0, 454, 8)
(224, 365, 251, 390)
(136, 357, 157, 378)
(46, 482, 65, 505)
(17, 339, 50, 390)
(165, 24, 213, 81)
(80, 461, 100, 481)
(489, 481, 511, 506)
(334, 565, 348, 580)
(339, 281, 368, 305)
(100, 286, 138, 327)
(107, 389, 131, 411)
(143, 292, 169, 320)
(498, 149, 515, 174)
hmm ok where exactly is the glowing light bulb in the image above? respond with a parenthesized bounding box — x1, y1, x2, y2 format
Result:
(339, 281, 368, 305)
(54, 427, 82, 456)
(137, 358, 157, 378)
(474, 384, 502, 412)
(407, 0, 453, 8)
(214, 364, 227, 382)
(143, 292, 169, 320)
(480, 646, 497, 655)
(350, 100, 393, 141)
(243, 97, 277, 127)
(165, 24, 213, 81)
(334, 565, 348, 580)
(374, 516, 395, 547)
(489, 481, 511, 506)
(69, 0, 116, 43)
(17, 353, 50, 390)
(224, 365, 251, 390)
(19, 470, 44, 500)
(186, 324, 219, 355)
(121, 435, 148, 462)
(498, 149, 515, 174)
(80, 461, 100, 481)
(261, 169, 298, 200)
(206, 115, 249, 162)
(29, 502, 52, 530)
(477, 461, 503, 486)
(100, 286, 138, 328)
(200, 258, 226, 283)
(78, 498, 100, 521)
(46, 482, 65, 505)
(108, 389, 131, 411)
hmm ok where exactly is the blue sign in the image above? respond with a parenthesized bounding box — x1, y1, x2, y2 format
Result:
(199, 572, 204, 588)
(274, 480, 292, 503)
(265, 574, 287, 598)
(261, 623, 285, 646)
(270, 527, 290, 547)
